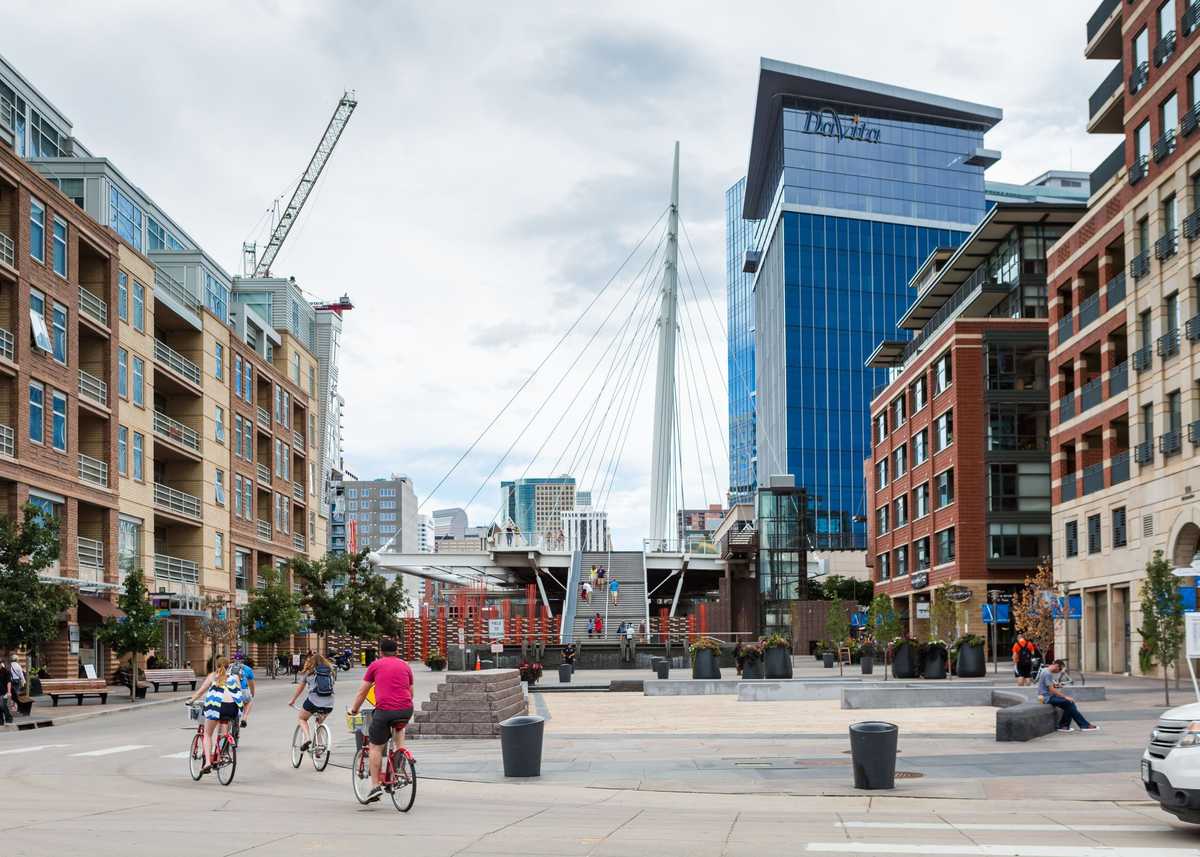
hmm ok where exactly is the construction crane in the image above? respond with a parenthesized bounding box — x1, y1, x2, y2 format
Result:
(243, 90, 358, 278)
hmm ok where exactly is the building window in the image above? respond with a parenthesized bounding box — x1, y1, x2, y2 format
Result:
(291, 352, 300, 385)
(108, 186, 144, 251)
(29, 289, 51, 353)
(347, 488, 357, 499)
(50, 390, 66, 452)
(30, 198, 45, 263)
(243, 480, 252, 520)
(877, 553, 890, 581)
(118, 516, 142, 577)
(308, 366, 316, 396)
(133, 282, 145, 332)
(215, 405, 225, 443)
(132, 432, 144, 481)
(891, 395, 906, 428)
(913, 483, 929, 518)
(379, 500, 396, 510)
(234, 475, 242, 517)
(1065, 520, 1079, 557)
(234, 355, 242, 398)
(913, 429, 928, 465)
(936, 527, 956, 564)
(986, 343, 1047, 391)
(348, 500, 358, 512)
(1087, 514, 1102, 554)
(875, 458, 888, 488)
(987, 404, 1049, 451)
(934, 352, 952, 393)
(876, 505, 889, 535)
(51, 302, 66, 363)
(215, 469, 225, 505)
(893, 494, 908, 527)
(935, 410, 954, 451)
(235, 550, 249, 590)
(51, 217, 67, 277)
(936, 469, 954, 508)
(915, 536, 931, 570)
(910, 375, 927, 412)
(118, 272, 129, 322)
(29, 381, 43, 444)
(118, 348, 128, 398)
(132, 355, 145, 406)
(894, 545, 908, 576)
(204, 272, 229, 323)
(1113, 507, 1127, 548)
(243, 363, 252, 403)
(118, 426, 128, 476)
(989, 522, 1051, 559)
(892, 444, 907, 477)
(875, 412, 887, 445)
(215, 342, 224, 381)
(987, 462, 1051, 511)
(213, 531, 224, 569)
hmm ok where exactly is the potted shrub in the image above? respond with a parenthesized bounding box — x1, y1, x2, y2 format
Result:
(424, 650, 447, 672)
(859, 641, 877, 675)
(741, 641, 765, 679)
(518, 661, 543, 686)
(813, 641, 826, 662)
(951, 634, 986, 677)
(920, 639, 948, 679)
(890, 637, 919, 678)
(763, 634, 792, 678)
(690, 636, 722, 679)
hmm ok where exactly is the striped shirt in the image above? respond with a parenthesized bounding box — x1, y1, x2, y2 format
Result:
(203, 674, 244, 710)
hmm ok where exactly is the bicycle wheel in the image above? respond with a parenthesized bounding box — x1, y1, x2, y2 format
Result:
(291, 724, 304, 768)
(312, 722, 332, 772)
(351, 747, 375, 804)
(188, 733, 205, 781)
(217, 739, 237, 786)
(389, 752, 416, 813)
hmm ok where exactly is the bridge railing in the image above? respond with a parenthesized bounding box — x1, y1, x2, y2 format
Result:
(643, 538, 719, 555)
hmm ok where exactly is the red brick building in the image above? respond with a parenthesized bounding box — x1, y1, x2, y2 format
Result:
(865, 198, 1084, 644)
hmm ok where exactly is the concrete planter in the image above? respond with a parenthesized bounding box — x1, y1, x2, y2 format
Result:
(742, 658, 765, 679)
(764, 646, 792, 679)
(692, 649, 720, 679)
(891, 643, 919, 679)
(922, 647, 948, 680)
(860, 655, 874, 675)
(955, 643, 986, 677)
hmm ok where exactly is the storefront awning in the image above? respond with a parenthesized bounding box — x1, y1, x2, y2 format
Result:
(76, 594, 125, 622)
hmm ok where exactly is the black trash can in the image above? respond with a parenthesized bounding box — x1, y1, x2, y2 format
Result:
(860, 656, 874, 675)
(364, 647, 378, 667)
(822, 652, 835, 668)
(655, 661, 669, 679)
(848, 721, 898, 790)
(650, 656, 663, 673)
(558, 663, 572, 683)
(499, 715, 545, 778)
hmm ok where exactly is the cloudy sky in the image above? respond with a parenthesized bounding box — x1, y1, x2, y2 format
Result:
(7, 1, 1114, 548)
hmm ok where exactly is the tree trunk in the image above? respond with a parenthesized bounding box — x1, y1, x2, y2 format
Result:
(130, 649, 137, 703)
(1165, 662, 1171, 707)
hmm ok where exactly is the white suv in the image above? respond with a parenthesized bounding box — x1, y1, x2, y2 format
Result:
(1142, 701, 1200, 823)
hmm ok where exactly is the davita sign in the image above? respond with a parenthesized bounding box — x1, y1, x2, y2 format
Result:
(802, 106, 881, 144)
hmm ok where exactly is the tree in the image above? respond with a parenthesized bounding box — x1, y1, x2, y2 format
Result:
(1140, 550, 1186, 706)
(244, 566, 302, 678)
(342, 564, 410, 641)
(823, 600, 851, 652)
(291, 553, 350, 651)
(0, 504, 73, 664)
(867, 593, 902, 644)
(1013, 558, 1058, 657)
(96, 568, 161, 701)
(931, 584, 959, 642)
(195, 596, 239, 664)
(817, 574, 874, 606)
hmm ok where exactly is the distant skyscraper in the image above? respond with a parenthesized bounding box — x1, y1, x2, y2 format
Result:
(417, 514, 435, 553)
(501, 476, 575, 543)
(431, 507, 468, 540)
(725, 177, 759, 504)
(342, 475, 418, 551)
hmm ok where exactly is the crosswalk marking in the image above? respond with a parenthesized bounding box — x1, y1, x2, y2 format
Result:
(836, 821, 1174, 833)
(70, 744, 150, 757)
(0, 744, 69, 755)
(807, 845, 1200, 856)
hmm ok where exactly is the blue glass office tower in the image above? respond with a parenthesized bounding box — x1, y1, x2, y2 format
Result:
(726, 178, 759, 504)
(729, 59, 1001, 549)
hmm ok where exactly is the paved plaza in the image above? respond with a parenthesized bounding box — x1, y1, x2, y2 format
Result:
(2, 663, 1200, 855)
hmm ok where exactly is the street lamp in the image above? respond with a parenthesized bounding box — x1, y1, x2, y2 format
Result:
(988, 589, 1003, 675)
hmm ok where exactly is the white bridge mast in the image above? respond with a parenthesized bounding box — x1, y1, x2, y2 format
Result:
(648, 142, 680, 546)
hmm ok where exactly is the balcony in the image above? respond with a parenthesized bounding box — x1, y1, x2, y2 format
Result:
(153, 482, 201, 520)
(77, 369, 107, 408)
(1129, 155, 1149, 186)
(293, 533, 306, 552)
(1161, 431, 1183, 457)
(1078, 292, 1101, 331)
(1080, 377, 1104, 412)
(1061, 474, 1078, 502)
(1129, 60, 1150, 94)
(1187, 211, 1200, 244)
(1133, 345, 1153, 372)
(1057, 314, 1074, 344)
(1129, 251, 1151, 279)
(1134, 440, 1154, 465)
(293, 429, 304, 450)
(1154, 31, 1177, 67)
(1087, 0, 1122, 54)
(1154, 230, 1178, 260)
(0, 229, 13, 268)
(1188, 1, 1200, 36)
(153, 339, 201, 386)
(257, 462, 271, 485)
(78, 287, 108, 328)
(1187, 313, 1200, 341)
(77, 536, 104, 573)
(155, 553, 199, 585)
(1109, 360, 1129, 396)
(0, 424, 13, 457)
(293, 481, 305, 502)
(256, 406, 271, 430)
(256, 519, 273, 541)
(1090, 142, 1125, 191)
(153, 410, 200, 452)
(78, 453, 108, 488)
(1158, 328, 1181, 359)
(1059, 392, 1077, 421)
(1190, 420, 1200, 444)
(1106, 271, 1127, 307)
(1112, 449, 1131, 484)
(1186, 105, 1200, 139)
(1082, 462, 1105, 495)
(1088, 60, 1125, 132)
(1154, 130, 1178, 164)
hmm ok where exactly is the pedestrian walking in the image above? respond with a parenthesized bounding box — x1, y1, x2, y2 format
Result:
(597, 566, 607, 587)
(0, 658, 12, 727)
(582, 580, 592, 603)
(610, 577, 620, 606)
(593, 613, 603, 639)
(1012, 634, 1037, 686)
(1037, 659, 1099, 732)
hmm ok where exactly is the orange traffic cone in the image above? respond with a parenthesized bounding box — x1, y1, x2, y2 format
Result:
(474, 655, 482, 671)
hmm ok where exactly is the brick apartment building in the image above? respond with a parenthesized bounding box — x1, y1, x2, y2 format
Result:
(866, 193, 1085, 645)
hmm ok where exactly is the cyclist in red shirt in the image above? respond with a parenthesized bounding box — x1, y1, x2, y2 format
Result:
(348, 639, 414, 803)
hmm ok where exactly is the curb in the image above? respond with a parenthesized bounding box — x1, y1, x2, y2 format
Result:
(14, 693, 192, 730)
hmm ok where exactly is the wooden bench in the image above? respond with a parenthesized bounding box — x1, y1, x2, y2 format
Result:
(41, 679, 108, 706)
(144, 668, 198, 692)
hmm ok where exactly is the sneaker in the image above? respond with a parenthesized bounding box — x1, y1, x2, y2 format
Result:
(240, 720, 248, 729)
(365, 786, 383, 803)
(1081, 724, 1100, 732)
(1057, 726, 1072, 733)
(300, 741, 311, 752)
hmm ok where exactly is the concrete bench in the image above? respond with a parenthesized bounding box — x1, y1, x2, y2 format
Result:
(144, 669, 198, 692)
(41, 679, 108, 706)
(993, 690, 1056, 742)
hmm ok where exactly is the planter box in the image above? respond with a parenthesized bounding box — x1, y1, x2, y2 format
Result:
(891, 644, 919, 679)
(428, 663, 446, 672)
(822, 652, 835, 668)
(742, 659, 764, 679)
(692, 649, 720, 679)
(955, 643, 986, 678)
(922, 648, 948, 680)
(764, 646, 792, 679)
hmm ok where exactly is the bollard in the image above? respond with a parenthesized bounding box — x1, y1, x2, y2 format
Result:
(499, 715, 545, 777)
(849, 721, 898, 790)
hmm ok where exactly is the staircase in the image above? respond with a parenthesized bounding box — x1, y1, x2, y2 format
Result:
(570, 551, 648, 641)
(558, 551, 583, 644)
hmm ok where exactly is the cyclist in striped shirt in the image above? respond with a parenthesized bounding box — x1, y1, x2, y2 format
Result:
(187, 656, 244, 773)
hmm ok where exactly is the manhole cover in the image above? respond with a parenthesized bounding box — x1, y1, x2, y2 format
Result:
(895, 770, 923, 779)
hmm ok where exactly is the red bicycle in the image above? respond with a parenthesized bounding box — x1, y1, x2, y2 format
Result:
(187, 703, 238, 785)
(350, 710, 416, 811)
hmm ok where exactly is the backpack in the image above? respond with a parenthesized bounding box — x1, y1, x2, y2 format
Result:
(313, 664, 334, 697)
(1017, 643, 1032, 668)
(227, 662, 245, 684)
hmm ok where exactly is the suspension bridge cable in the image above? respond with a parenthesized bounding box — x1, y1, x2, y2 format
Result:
(677, 284, 729, 463)
(679, 216, 728, 339)
(462, 221, 672, 513)
(417, 206, 668, 511)
(678, 247, 729, 397)
(678, 322, 723, 503)
(597, 327, 659, 511)
(678, 339, 713, 506)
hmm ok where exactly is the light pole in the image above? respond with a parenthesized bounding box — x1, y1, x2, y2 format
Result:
(988, 589, 1003, 676)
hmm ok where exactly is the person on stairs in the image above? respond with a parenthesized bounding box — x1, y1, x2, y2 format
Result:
(610, 577, 620, 606)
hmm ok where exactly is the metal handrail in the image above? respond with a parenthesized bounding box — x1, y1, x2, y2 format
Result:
(1090, 142, 1125, 191)
(78, 453, 108, 488)
(78, 287, 108, 326)
(154, 268, 199, 310)
(293, 481, 304, 501)
(256, 406, 271, 428)
(1059, 392, 1076, 421)
(1154, 230, 1178, 260)
(256, 519, 273, 541)
(293, 533, 306, 551)
(153, 410, 200, 451)
(1079, 291, 1102, 329)
(1129, 250, 1150, 279)
(1154, 31, 1177, 66)
(293, 429, 304, 449)
(1133, 345, 1153, 371)
(153, 482, 201, 519)
(78, 369, 107, 406)
(1129, 155, 1149, 186)
(77, 536, 104, 570)
(155, 553, 199, 584)
(1109, 360, 1129, 396)
(1088, 59, 1123, 117)
(1160, 431, 1183, 456)
(1134, 440, 1154, 465)
(1187, 0, 1200, 35)
(1082, 462, 1105, 496)
(1057, 313, 1074, 344)
(1129, 60, 1150, 94)
(1157, 328, 1181, 358)
(1111, 449, 1131, 484)
(257, 462, 271, 484)
(1087, 0, 1120, 42)
(153, 339, 201, 385)
(1080, 377, 1103, 412)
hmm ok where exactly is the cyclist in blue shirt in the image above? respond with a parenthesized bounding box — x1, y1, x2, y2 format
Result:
(228, 653, 256, 728)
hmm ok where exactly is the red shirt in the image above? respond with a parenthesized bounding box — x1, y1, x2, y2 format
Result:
(364, 656, 414, 711)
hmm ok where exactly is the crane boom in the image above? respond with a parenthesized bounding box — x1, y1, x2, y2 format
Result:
(253, 91, 357, 277)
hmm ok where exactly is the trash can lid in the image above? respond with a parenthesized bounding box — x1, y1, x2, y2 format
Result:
(500, 715, 545, 727)
(850, 720, 898, 733)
